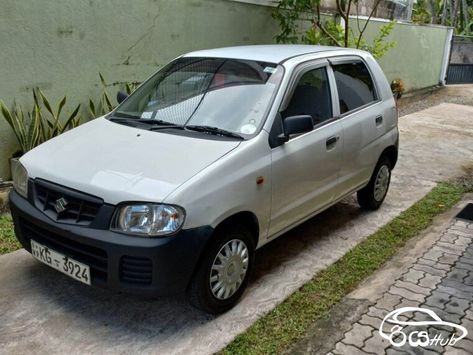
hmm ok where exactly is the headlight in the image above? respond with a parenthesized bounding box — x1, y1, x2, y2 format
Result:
(111, 204, 185, 237)
(12, 160, 28, 199)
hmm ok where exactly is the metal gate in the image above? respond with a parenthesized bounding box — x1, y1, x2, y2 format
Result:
(447, 36, 473, 84)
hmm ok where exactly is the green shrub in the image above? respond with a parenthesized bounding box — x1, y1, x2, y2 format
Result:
(0, 89, 81, 154)
(88, 73, 139, 118)
(1, 74, 140, 156)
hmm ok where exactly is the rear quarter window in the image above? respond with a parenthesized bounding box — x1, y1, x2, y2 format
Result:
(333, 61, 377, 114)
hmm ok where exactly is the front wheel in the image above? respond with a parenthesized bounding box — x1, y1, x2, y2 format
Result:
(187, 223, 255, 314)
(357, 156, 392, 210)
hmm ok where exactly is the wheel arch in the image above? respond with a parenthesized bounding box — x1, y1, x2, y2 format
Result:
(380, 144, 398, 169)
(185, 211, 259, 291)
(212, 211, 260, 247)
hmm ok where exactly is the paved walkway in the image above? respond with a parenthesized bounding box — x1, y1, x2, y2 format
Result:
(1, 104, 473, 354)
(290, 197, 473, 355)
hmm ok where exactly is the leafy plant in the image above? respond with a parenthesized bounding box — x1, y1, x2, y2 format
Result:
(0, 101, 42, 154)
(0, 89, 81, 154)
(358, 21, 397, 60)
(460, 19, 473, 35)
(411, 0, 440, 24)
(34, 89, 81, 141)
(413, 0, 472, 35)
(272, 0, 396, 59)
(305, 20, 345, 46)
(88, 73, 114, 118)
(88, 73, 139, 118)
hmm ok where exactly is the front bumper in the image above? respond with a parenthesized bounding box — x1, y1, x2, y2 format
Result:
(9, 190, 213, 296)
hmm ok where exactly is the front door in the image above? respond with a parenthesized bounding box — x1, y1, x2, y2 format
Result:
(269, 64, 342, 237)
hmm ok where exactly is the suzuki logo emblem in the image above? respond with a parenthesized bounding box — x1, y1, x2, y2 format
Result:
(54, 197, 69, 214)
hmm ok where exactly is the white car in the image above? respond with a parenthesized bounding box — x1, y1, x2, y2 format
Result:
(10, 45, 398, 313)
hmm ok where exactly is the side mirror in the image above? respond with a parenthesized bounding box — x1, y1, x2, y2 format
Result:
(277, 115, 313, 143)
(117, 91, 128, 104)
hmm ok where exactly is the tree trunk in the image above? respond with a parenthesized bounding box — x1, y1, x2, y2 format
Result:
(462, 0, 470, 34)
(344, 0, 352, 47)
(450, 0, 454, 25)
(441, 0, 448, 25)
(451, 0, 460, 29)
(429, 0, 437, 23)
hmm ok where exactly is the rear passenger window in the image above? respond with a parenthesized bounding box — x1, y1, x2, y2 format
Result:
(283, 67, 332, 125)
(332, 61, 377, 114)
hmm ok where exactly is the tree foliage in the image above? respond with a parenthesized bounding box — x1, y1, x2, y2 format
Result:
(272, 0, 396, 59)
(413, 0, 473, 34)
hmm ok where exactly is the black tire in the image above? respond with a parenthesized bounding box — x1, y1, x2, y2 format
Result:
(357, 156, 392, 210)
(187, 223, 255, 314)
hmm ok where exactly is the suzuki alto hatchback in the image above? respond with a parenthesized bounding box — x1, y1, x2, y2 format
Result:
(10, 45, 398, 313)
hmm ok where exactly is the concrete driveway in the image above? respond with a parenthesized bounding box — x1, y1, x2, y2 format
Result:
(1, 103, 472, 354)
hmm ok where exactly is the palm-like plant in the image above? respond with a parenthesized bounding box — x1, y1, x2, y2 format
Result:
(0, 89, 81, 154)
(2, 74, 140, 155)
(88, 73, 139, 118)
(0, 101, 42, 154)
(35, 89, 81, 140)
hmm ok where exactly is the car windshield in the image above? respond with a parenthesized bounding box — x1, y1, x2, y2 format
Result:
(113, 57, 284, 137)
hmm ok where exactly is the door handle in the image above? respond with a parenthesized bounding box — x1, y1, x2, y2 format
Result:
(326, 136, 339, 149)
(375, 115, 383, 126)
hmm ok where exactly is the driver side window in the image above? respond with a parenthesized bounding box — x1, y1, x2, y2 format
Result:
(282, 67, 332, 126)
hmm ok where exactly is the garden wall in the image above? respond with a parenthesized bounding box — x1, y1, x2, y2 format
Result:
(355, 18, 451, 91)
(0, 0, 452, 180)
(0, 0, 278, 179)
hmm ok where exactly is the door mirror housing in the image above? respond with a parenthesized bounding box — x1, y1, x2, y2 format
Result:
(278, 115, 313, 143)
(269, 114, 314, 148)
(117, 91, 128, 104)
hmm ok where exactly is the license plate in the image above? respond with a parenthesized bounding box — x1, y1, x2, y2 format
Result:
(30, 240, 91, 285)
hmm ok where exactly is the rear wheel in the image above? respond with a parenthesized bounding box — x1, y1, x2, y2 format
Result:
(188, 223, 255, 314)
(357, 156, 392, 210)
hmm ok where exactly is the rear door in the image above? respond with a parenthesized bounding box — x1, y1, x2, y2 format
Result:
(329, 57, 386, 198)
(269, 60, 343, 237)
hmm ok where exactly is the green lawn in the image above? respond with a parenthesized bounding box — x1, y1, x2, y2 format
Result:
(221, 181, 471, 355)
(0, 212, 20, 254)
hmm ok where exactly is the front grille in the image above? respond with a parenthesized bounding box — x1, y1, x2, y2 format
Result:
(120, 256, 153, 285)
(20, 218, 108, 283)
(34, 179, 103, 226)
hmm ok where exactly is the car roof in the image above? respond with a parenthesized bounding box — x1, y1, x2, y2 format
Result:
(183, 45, 350, 64)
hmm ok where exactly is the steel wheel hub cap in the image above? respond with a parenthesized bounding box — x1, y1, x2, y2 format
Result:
(374, 165, 390, 202)
(210, 239, 249, 300)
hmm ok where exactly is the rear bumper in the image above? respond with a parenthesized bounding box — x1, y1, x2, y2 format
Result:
(9, 190, 213, 296)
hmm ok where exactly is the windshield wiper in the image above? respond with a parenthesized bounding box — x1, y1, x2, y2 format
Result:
(110, 117, 243, 138)
(110, 117, 175, 125)
(185, 125, 244, 140)
(109, 117, 182, 127)
(147, 125, 184, 131)
(109, 117, 184, 130)
(111, 112, 141, 120)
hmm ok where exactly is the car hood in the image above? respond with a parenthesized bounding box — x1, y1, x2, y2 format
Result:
(21, 117, 241, 204)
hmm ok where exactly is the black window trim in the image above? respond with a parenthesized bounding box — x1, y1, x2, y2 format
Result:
(328, 55, 382, 118)
(279, 59, 328, 112)
(268, 59, 339, 148)
(278, 59, 337, 129)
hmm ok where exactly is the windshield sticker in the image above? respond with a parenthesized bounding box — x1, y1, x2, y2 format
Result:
(240, 123, 257, 134)
(147, 100, 159, 107)
(141, 111, 154, 119)
(263, 67, 277, 74)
